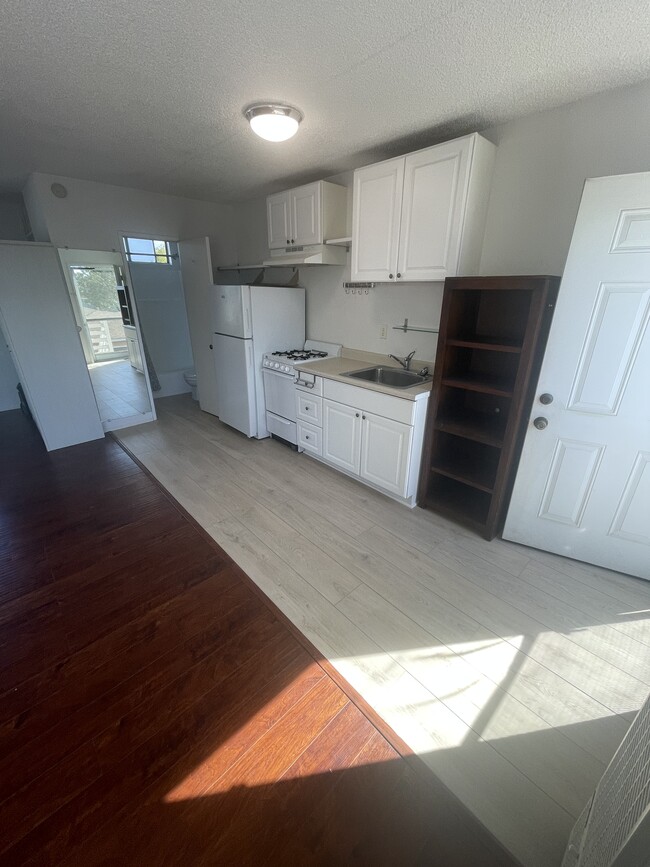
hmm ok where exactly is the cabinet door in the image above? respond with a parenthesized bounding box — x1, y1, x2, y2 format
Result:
(297, 420, 322, 455)
(127, 335, 138, 370)
(322, 399, 362, 474)
(267, 192, 291, 249)
(397, 138, 471, 282)
(291, 182, 321, 246)
(351, 158, 404, 281)
(360, 411, 412, 497)
(296, 391, 323, 426)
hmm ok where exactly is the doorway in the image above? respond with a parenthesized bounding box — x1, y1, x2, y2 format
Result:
(59, 249, 156, 431)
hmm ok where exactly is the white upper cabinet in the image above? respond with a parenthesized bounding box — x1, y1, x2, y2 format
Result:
(351, 133, 496, 282)
(267, 181, 347, 249)
(291, 182, 321, 246)
(267, 192, 292, 248)
(397, 140, 470, 281)
(351, 158, 404, 282)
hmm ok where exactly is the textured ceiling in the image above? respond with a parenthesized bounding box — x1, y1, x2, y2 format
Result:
(1, 0, 649, 202)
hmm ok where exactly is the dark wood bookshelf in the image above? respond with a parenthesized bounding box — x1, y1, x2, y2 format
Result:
(418, 275, 560, 540)
(446, 337, 523, 353)
(441, 374, 514, 397)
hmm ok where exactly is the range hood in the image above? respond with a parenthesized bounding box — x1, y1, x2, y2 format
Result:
(262, 243, 346, 267)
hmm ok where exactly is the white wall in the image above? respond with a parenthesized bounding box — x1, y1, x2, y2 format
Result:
(480, 78, 650, 275)
(129, 260, 194, 396)
(233, 78, 650, 362)
(0, 195, 30, 242)
(22, 175, 50, 242)
(0, 242, 104, 450)
(0, 326, 20, 411)
(22, 172, 237, 266)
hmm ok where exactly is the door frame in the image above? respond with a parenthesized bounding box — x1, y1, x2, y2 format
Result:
(59, 248, 157, 430)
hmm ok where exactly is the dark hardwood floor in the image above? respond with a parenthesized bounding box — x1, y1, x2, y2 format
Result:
(0, 409, 518, 866)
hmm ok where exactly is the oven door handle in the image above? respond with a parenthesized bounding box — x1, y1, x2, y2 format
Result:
(295, 375, 315, 389)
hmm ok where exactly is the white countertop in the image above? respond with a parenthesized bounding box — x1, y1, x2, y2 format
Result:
(295, 354, 432, 401)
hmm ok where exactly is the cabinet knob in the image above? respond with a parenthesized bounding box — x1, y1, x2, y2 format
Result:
(396, 272, 401, 278)
(355, 412, 360, 418)
(362, 415, 366, 420)
(533, 417, 548, 430)
(389, 273, 394, 279)
(291, 238, 295, 244)
(305, 435, 310, 440)
(209, 344, 213, 350)
(539, 393, 554, 405)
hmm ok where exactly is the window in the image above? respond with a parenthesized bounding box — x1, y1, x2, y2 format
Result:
(123, 237, 175, 264)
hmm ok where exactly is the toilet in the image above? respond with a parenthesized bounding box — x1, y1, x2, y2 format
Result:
(183, 369, 198, 401)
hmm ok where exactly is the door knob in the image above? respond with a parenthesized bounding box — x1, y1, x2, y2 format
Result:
(533, 417, 548, 430)
(539, 393, 553, 405)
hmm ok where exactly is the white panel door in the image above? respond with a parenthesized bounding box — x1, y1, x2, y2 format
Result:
(291, 182, 321, 246)
(351, 157, 404, 282)
(504, 172, 650, 580)
(322, 399, 362, 474)
(178, 237, 219, 416)
(397, 138, 471, 282)
(360, 411, 412, 497)
(267, 192, 291, 249)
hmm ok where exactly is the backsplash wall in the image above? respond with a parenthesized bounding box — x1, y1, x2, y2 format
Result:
(303, 255, 442, 362)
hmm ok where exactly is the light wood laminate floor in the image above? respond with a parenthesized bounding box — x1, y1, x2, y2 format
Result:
(116, 394, 650, 867)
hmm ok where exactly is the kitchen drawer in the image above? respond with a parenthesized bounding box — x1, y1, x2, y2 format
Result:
(323, 378, 415, 425)
(297, 420, 322, 455)
(296, 392, 322, 426)
(295, 372, 323, 395)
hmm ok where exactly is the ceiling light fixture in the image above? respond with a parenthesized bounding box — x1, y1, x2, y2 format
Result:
(244, 103, 303, 142)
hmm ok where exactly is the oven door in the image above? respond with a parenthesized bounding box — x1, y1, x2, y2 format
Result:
(262, 368, 297, 422)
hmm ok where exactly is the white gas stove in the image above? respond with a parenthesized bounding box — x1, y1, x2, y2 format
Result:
(262, 340, 342, 445)
(262, 340, 342, 375)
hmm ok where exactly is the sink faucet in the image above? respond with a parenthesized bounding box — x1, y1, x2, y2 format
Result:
(388, 350, 416, 371)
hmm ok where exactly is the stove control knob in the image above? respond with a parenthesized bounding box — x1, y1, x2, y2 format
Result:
(274, 362, 280, 369)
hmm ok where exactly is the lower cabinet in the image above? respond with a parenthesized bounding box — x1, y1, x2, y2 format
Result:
(322, 398, 411, 497)
(359, 411, 411, 497)
(322, 400, 362, 473)
(297, 375, 429, 506)
(124, 326, 144, 373)
(297, 419, 322, 455)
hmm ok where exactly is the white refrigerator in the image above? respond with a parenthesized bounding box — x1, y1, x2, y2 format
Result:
(211, 284, 305, 438)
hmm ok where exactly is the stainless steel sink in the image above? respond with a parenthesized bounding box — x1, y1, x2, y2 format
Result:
(341, 366, 432, 389)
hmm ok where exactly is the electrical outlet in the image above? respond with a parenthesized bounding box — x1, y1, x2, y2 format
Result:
(379, 325, 388, 339)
